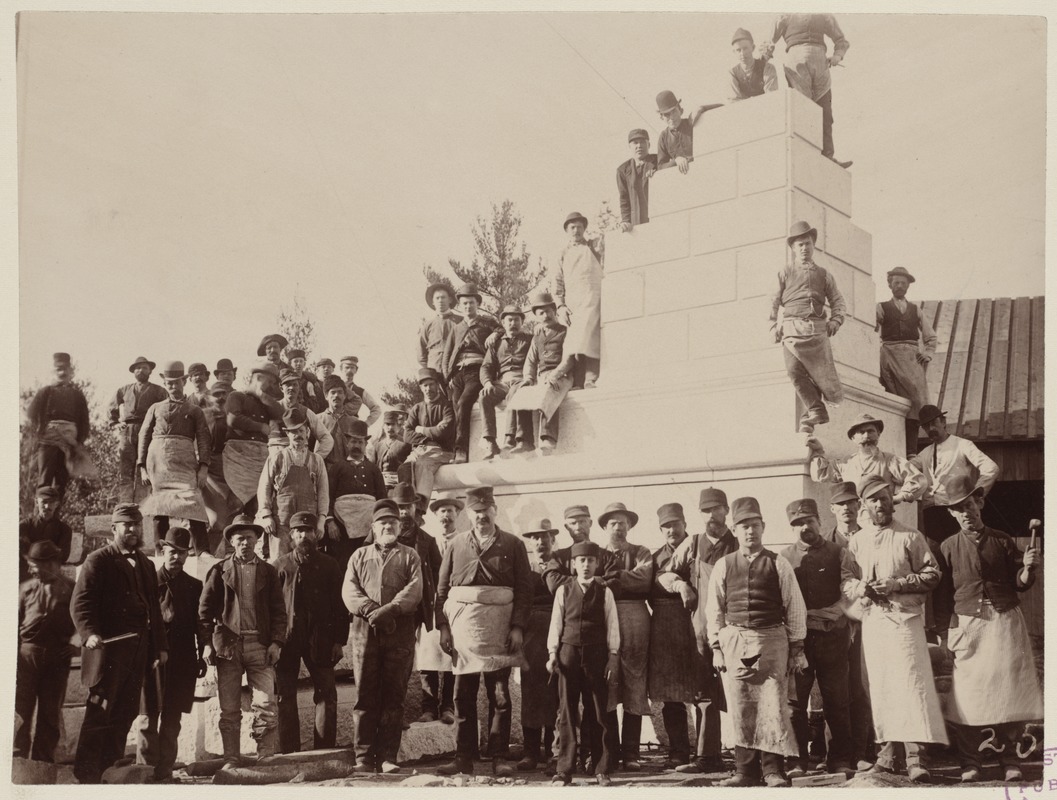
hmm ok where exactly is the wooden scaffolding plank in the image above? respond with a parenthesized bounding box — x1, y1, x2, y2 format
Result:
(930, 300, 958, 412)
(1008, 297, 1032, 437)
(960, 298, 992, 439)
(983, 297, 1012, 440)
(944, 300, 976, 437)
(1028, 296, 1045, 439)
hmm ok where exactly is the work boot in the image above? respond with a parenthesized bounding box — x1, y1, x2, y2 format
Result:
(220, 729, 242, 769)
(718, 773, 759, 787)
(493, 758, 515, 777)
(518, 727, 541, 771)
(908, 766, 931, 783)
(352, 757, 377, 774)
(480, 437, 500, 460)
(418, 711, 437, 723)
(440, 710, 456, 725)
(437, 758, 473, 776)
(764, 772, 791, 787)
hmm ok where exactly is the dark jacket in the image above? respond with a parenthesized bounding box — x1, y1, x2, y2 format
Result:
(441, 316, 500, 381)
(28, 382, 90, 441)
(150, 567, 204, 714)
(616, 154, 658, 226)
(364, 524, 443, 630)
(19, 516, 72, 580)
(435, 528, 533, 631)
(405, 398, 455, 451)
(71, 543, 168, 691)
(273, 548, 349, 665)
(936, 526, 1032, 629)
(199, 556, 288, 659)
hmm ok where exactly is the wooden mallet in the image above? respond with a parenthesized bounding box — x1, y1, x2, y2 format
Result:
(1029, 518, 1041, 551)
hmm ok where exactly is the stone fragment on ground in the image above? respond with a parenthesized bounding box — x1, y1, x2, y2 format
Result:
(12, 757, 59, 785)
(101, 763, 157, 784)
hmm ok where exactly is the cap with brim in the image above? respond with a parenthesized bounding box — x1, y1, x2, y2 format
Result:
(530, 291, 558, 312)
(417, 367, 442, 385)
(499, 305, 524, 320)
(426, 282, 457, 309)
(522, 519, 559, 539)
(430, 492, 464, 513)
(53, 352, 71, 365)
(465, 486, 495, 511)
(564, 504, 591, 520)
(857, 475, 890, 501)
(315, 358, 335, 368)
(289, 511, 317, 530)
(209, 381, 233, 396)
(250, 360, 279, 378)
(829, 482, 858, 505)
(382, 410, 403, 423)
(282, 407, 309, 430)
(732, 27, 754, 45)
(886, 266, 916, 284)
(786, 220, 818, 247)
(657, 502, 685, 527)
(918, 405, 945, 427)
(699, 487, 728, 511)
(943, 476, 983, 507)
(128, 356, 156, 373)
(628, 128, 649, 143)
(372, 499, 400, 522)
(389, 482, 418, 506)
(224, 515, 263, 541)
(26, 541, 63, 561)
(340, 356, 359, 365)
(111, 503, 143, 523)
(35, 486, 61, 500)
(279, 368, 300, 385)
(257, 334, 288, 357)
(187, 362, 208, 377)
(786, 498, 819, 524)
(159, 527, 191, 551)
(598, 502, 638, 529)
(847, 413, 885, 439)
(287, 348, 306, 361)
(571, 541, 600, 560)
(563, 212, 589, 231)
(730, 497, 763, 526)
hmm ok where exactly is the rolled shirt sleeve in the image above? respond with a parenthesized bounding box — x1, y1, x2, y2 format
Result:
(705, 557, 729, 649)
(307, 409, 334, 460)
(657, 535, 694, 593)
(603, 587, 621, 653)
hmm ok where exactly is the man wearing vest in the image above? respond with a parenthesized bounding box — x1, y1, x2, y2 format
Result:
(706, 496, 806, 788)
(659, 487, 738, 775)
(338, 356, 382, 429)
(109, 356, 167, 503)
(875, 267, 937, 423)
(728, 28, 778, 102)
(778, 498, 857, 776)
(479, 305, 534, 458)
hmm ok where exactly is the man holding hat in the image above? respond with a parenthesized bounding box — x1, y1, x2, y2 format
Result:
(912, 403, 999, 514)
(273, 511, 349, 754)
(275, 367, 334, 459)
(366, 408, 412, 488)
(343, 499, 424, 774)
(257, 407, 330, 559)
(844, 476, 946, 782)
(435, 485, 532, 776)
(223, 361, 285, 517)
(27, 351, 93, 495)
(403, 367, 456, 500)
(137, 360, 213, 555)
(325, 417, 388, 565)
(616, 128, 657, 231)
(935, 477, 1042, 783)
(729, 28, 778, 101)
(705, 497, 806, 787)
(655, 90, 722, 174)
(339, 355, 382, 428)
(15, 540, 76, 764)
(875, 267, 937, 424)
(480, 304, 534, 458)
(810, 412, 926, 504)
(110, 356, 167, 503)
(136, 527, 206, 782)
(286, 348, 326, 413)
(520, 291, 576, 453)
(19, 486, 72, 582)
(71, 503, 168, 783)
(658, 487, 738, 774)
(419, 282, 462, 373)
(200, 515, 287, 767)
(778, 499, 857, 776)
(769, 220, 847, 433)
(598, 501, 653, 771)
(552, 213, 602, 390)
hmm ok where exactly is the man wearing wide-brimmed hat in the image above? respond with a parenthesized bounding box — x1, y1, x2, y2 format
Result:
(769, 220, 848, 434)
(617, 128, 658, 231)
(480, 304, 534, 458)
(552, 212, 603, 390)
(138, 360, 214, 555)
(257, 332, 289, 369)
(521, 291, 576, 454)
(110, 355, 168, 503)
(809, 412, 926, 504)
(402, 367, 456, 501)
(419, 281, 462, 373)
(27, 351, 94, 496)
(875, 266, 937, 422)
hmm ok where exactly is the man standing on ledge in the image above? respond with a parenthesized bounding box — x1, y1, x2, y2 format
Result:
(553, 213, 603, 390)
(616, 129, 657, 232)
(110, 356, 167, 503)
(27, 352, 93, 495)
(770, 221, 847, 434)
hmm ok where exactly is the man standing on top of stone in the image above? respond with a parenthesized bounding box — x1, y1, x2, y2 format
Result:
(876, 266, 937, 423)
(19, 486, 72, 582)
(770, 220, 848, 433)
(480, 304, 534, 458)
(761, 14, 852, 168)
(658, 487, 738, 775)
(419, 281, 461, 374)
(617, 129, 657, 231)
(729, 28, 779, 102)
(442, 283, 500, 463)
(655, 91, 723, 174)
(553, 213, 603, 390)
(223, 361, 285, 518)
(138, 360, 214, 555)
(27, 351, 94, 495)
(367, 409, 412, 490)
(285, 348, 326, 413)
(338, 355, 382, 429)
(403, 367, 455, 499)
(110, 355, 168, 503)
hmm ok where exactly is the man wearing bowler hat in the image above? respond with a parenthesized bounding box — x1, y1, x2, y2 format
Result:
(343, 499, 424, 774)
(110, 356, 168, 503)
(273, 511, 349, 754)
(655, 90, 723, 174)
(705, 497, 806, 787)
(213, 358, 237, 386)
(617, 128, 657, 231)
(326, 416, 388, 565)
(875, 267, 937, 423)
(480, 304, 534, 458)
(778, 499, 857, 776)
(136, 527, 206, 782)
(441, 283, 500, 463)
(138, 360, 214, 555)
(659, 487, 738, 774)
(552, 213, 603, 390)
(419, 282, 462, 373)
(403, 367, 456, 500)
(338, 355, 382, 428)
(27, 351, 93, 495)
(200, 515, 287, 767)
(435, 486, 533, 777)
(521, 291, 576, 454)
(769, 221, 847, 434)
(19, 486, 73, 582)
(71, 503, 168, 783)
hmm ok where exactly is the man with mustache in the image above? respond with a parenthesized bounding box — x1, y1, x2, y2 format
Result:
(325, 417, 388, 566)
(366, 409, 412, 490)
(272, 368, 334, 459)
(875, 267, 937, 424)
(109, 356, 167, 503)
(552, 214, 602, 390)
(479, 305, 534, 458)
(27, 351, 93, 495)
(616, 128, 657, 231)
(418, 282, 461, 373)
(338, 355, 382, 429)
(403, 368, 455, 501)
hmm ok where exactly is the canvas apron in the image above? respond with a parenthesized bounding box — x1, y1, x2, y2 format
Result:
(607, 599, 651, 715)
(520, 605, 558, 729)
(443, 586, 528, 675)
(562, 245, 602, 359)
(39, 420, 98, 481)
(140, 435, 208, 522)
(781, 318, 843, 404)
(333, 494, 375, 543)
(879, 341, 929, 419)
(648, 597, 699, 703)
(416, 624, 453, 673)
(222, 439, 269, 505)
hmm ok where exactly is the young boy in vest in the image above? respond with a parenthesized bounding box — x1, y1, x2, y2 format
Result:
(546, 541, 620, 785)
(729, 28, 778, 102)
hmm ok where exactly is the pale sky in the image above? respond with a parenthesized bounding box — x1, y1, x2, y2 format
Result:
(16, 10, 1047, 400)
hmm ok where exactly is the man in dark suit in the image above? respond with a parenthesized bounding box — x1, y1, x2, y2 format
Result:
(617, 129, 658, 232)
(71, 502, 168, 784)
(136, 527, 206, 782)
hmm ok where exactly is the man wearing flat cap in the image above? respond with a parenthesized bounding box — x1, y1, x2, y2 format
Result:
(27, 352, 94, 495)
(223, 361, 286, 518)
(435, 485, 533, 776)
(313, 357, 335, 382)
(875, 267, 937, 423)
(257, 407, 330, 559)
(135, 527, 206, 782)
(419, 282, 462, 373)
(286, 348, 326, 413)
(366, 409, 412, 489)
(844, 476, 946, 782)
(338, 355, 382, 429)
(480, 304, 534, 458)
(110, 356, 167, 503)
(19, 486, 72, 582)
(769, 221, 847, 434)
(729, 28, 778, 102)
(810, 412, 926, 504)
(552, 214, 603, 390)
(137, 360, 213, 555)
(403, 368, 456, 500)
(705, 497, 806, 787)
(200, 515, 287, 767)
(273, 511, 349, 754)
(16, 540, 76, 764)
(658, 487, 738, 774)
(617, 128, 657, 231)
(778, 499, 857, 776)
(72, 503, 168, 783)
(521, 291, 576, 453)
(343, 499, 424, 774)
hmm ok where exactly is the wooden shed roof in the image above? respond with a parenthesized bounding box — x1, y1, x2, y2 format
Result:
(919, 297, 1043, 441)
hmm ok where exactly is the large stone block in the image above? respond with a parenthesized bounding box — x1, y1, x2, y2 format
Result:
(687, 296, 775, 361)
(823, 211, 873, 276)
(648, 149, 737, 218)
(602, 311, 689, 373)
(694, 90, 787, 157)
(852, 269, 877, 326)
(737, 240, 787, 300)
(605, 212, 690, 273)
(791, 136, 852, 216)
(788, 86, 825, 151)
(644, 251, 736, 315)
(600, 269, 644, 323)
(813, 252, 855, 318)
(830, 318, 882, 380)
(12, 757, 58, 784)
(689, 188, 785, 256)
(737, 135, 787, 197)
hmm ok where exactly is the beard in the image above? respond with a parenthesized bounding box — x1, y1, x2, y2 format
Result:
(376, 532, 399, 548)
(868, 508, 893, 526)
